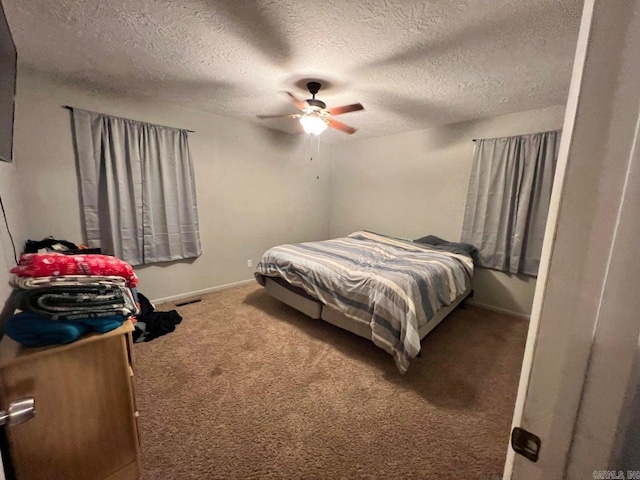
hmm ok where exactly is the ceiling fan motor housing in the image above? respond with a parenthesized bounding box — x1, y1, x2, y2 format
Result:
(306, 98, 327, 110)
(306, 81, 322, 96)
(304, 81, 327, 109)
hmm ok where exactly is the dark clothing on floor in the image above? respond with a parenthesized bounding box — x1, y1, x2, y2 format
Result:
(133, 293, 182, 343)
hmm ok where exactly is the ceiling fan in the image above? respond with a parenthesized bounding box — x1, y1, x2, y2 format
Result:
(257, 81, 364, 135)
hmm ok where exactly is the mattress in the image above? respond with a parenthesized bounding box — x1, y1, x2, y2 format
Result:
(259, 275, 471, 342)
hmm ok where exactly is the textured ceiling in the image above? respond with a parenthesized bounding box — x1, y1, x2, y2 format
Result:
(3, 0, 583, 142)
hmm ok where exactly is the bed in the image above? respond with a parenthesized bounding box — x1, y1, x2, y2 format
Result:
(255, 231, 475, 373)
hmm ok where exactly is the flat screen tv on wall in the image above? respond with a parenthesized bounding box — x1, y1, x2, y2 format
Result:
(0, 1, 16, 163)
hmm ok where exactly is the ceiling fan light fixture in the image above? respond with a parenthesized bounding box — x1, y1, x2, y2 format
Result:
(299, 112, 328, 135)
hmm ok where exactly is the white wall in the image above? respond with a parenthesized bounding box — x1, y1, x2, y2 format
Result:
(12, 69, 331, 301)
(0, 159, 25, 311)
(329, 105, 566, 317)
(8, 67, 566, 315)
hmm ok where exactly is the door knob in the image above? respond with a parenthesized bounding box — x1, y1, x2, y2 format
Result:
(0, 398, 35, 427)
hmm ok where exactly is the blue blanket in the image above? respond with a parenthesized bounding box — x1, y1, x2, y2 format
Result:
(5, 311, 125, 347)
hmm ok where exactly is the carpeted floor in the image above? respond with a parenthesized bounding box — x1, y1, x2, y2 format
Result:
(134, 283, 528, 480)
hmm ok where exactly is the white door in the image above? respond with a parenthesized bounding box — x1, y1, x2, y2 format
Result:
(505, 0, 640, 478)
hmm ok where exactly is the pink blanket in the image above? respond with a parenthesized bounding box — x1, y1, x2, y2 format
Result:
(11, 253, 138, 288)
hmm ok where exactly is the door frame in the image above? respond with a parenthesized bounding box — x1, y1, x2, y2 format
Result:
(505, 0, 640, 477)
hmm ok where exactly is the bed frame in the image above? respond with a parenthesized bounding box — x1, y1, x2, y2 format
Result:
(256, 274, 473, 345)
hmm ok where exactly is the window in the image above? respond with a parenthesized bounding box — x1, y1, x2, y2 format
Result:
(72, 108, 201, 265)
(461, 130, 560, 276)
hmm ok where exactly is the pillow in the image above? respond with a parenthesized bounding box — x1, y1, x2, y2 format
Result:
(414, 235, 479, 263)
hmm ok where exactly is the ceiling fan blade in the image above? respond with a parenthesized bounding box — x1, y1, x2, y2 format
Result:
(328, 118, 357, 134)
(256, 113, 301, 119)
(283, 91, 307, 111)
(328, 103, 364, 116)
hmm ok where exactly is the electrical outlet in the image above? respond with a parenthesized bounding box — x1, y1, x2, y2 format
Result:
(247, 259, 252, 268)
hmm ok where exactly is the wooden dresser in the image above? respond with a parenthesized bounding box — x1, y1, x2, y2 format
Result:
(0, 320, 140, 480)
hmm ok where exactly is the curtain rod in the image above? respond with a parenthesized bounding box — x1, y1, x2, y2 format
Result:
(472, 130, 561, 143)
(62, 106, 195, 133)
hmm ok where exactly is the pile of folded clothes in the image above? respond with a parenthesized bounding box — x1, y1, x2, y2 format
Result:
(4, 253, 140, 347)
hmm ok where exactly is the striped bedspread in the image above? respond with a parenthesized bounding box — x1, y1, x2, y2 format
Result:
(255, 231, 474, 373)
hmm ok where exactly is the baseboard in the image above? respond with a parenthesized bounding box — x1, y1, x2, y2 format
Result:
(151, 278, 255, 305)
(466, 300, 531, 320)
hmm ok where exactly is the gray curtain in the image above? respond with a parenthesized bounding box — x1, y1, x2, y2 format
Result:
(461, 130, 560, 276)
(72, 108, 201, 266)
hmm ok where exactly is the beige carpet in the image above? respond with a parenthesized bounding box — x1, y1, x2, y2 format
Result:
(134, 283, 528, 479)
